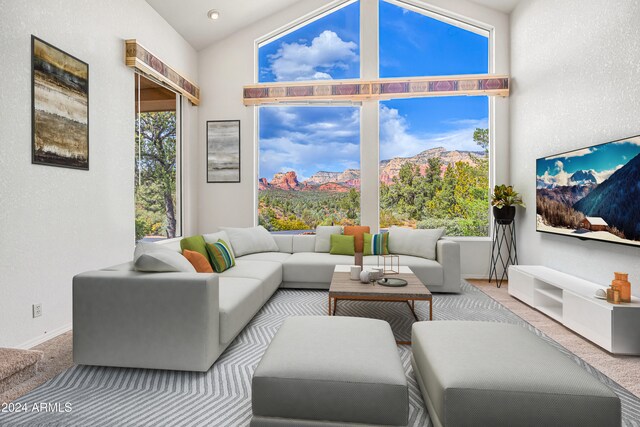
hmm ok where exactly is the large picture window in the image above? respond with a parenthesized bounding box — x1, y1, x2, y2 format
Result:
(257, 1, 361, 233)
(378, 1, 490, 236)
(258, 106, 360, 232)
(379, 97, 489, 236)
(256, 0, 494, 237)
(134, 74, 182, 242)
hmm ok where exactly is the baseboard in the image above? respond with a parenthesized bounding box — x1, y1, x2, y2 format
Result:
(16, 323, 72, 350)
(463, 274, 490, 280)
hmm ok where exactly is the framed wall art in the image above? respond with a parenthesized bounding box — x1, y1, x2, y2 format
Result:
(32, 35, 89, 170)
(207, 120, 240, 183)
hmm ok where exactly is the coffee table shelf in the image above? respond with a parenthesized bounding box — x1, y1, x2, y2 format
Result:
(328, 265, 432, 345)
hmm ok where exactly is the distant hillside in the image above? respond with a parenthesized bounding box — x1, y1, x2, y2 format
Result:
(537, 184, 595, 206)
(259, 147, 484, 191)
(379, 147, 483, 185)
(573, 153, 640, 240)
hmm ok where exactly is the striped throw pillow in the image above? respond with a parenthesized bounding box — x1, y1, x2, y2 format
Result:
(206, 239, 236, 273)
(363, 232, 389, 256)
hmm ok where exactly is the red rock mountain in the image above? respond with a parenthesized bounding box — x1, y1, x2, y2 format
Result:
(270, 171, 300, 190)
(258, 147, 485, 192)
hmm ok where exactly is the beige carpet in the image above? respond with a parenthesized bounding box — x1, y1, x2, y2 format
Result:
(469, 279, 640, 398)
(0, 331, 73, 404)
(3, 284, 640, 403)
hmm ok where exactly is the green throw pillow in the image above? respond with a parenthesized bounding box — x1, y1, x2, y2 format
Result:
(180, 235, 210, 263)
(206, 239, 236, 273)
(363, 232, 389, 256)
(329, 234, 355, 256)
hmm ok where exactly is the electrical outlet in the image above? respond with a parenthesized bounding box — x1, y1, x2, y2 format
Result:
(33, 304, 42, 318)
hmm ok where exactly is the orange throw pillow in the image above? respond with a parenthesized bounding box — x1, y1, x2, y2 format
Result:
(182, 249, 213, 273)
(344, 225, 370, 253)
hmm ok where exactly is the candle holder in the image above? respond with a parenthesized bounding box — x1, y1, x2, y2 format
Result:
(377, 254, 399, 274)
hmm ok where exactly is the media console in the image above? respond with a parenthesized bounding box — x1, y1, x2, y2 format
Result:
(508, 265, 640, 355)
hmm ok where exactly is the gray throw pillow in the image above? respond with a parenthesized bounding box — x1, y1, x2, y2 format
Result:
(219, 226, 279, 257)
(314, 226, 343, 253)
(133, 242, 196, 272)
(388, 226, 444, 260)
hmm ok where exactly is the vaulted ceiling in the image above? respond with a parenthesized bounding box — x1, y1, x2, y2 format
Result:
(146, 0, 523, 51)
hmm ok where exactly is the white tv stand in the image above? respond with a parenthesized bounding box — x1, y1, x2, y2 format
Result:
(508, 265, 640, 355)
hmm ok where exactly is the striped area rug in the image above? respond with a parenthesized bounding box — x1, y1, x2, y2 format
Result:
(1, 281, 639, 426)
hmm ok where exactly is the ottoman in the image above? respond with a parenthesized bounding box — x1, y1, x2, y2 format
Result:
(412, 321, 621, 427)
(251, 316, 408, 426)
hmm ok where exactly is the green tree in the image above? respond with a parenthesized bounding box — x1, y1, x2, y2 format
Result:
(135, 111, 177, 239)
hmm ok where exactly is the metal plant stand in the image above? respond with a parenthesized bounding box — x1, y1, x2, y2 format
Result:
(489, 218, 518, 288)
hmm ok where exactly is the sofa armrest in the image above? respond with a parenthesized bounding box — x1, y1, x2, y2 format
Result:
(73, 271, 219, 371)
(436, 239, 461, 293)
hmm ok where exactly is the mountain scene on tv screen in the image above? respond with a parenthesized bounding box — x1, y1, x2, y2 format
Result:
(536, 137, 640, 246)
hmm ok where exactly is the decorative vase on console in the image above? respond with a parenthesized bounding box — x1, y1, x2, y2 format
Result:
(611, 272, 631, 303)
(491, 184, 525, 224)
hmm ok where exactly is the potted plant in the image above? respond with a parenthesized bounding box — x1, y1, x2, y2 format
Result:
(491, 185, 525, 224)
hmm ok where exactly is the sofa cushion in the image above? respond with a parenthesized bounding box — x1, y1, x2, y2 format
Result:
(388, 226, 444, 260)
(292, 235, 315, 253)
(363, 232, 389, 255)
(236, 252, 291, 263)
(363, 254, 444, 286)
(206, 240, 236, 273)
(330, 234, 355, 256)
(344, 225, 370, 252)
(133, 243, 196, 273)
(283, 252, 354, 285)
(219, 260, 282, 302)
(182, 249, 214, 273)
(180, 235, 210, 263)
(271, 234, 293, 253)
(202, 230, 235, 258)
(252, 316, 408, 426)
(220, 226, 279, 257)
(218, 277, 264, 345)
(314, 226, 342, 252)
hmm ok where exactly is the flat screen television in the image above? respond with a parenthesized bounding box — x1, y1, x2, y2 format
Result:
(536, 134, 640, 248)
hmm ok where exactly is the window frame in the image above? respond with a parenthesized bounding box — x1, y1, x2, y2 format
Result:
(252, 0, 497, 240)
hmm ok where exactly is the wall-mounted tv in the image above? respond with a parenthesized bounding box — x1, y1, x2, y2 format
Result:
(536, 134, 640, 248)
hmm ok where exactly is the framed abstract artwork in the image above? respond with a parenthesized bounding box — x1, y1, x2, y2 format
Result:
(207, 120, 240, 183)
(32, 35, 89, 170)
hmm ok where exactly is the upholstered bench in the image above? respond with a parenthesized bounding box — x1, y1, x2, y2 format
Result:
(412, 321, 621, 427)
(251, 316, 408, 426)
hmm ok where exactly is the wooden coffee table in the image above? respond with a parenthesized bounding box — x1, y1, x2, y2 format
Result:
(328, 265, 433, 345)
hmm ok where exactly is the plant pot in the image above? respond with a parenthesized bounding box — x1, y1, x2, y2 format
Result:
(493, 206, 516, 224)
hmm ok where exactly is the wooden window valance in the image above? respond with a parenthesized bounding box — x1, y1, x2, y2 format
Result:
(243, 74, 508, 105)
(125, 39, 200, 105)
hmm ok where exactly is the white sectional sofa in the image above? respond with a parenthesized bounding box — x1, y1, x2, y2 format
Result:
(73, 230, 460, 372)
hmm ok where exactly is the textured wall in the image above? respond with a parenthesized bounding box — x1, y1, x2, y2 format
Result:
(510, 0, 640, 295)
(196, 0, 510, 278)
(0, 0, 198, 347)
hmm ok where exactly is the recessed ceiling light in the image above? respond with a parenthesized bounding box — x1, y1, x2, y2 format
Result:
(207, 9, 220, 20)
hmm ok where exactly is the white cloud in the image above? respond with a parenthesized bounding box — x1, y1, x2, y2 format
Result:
(259, 106, 360, 180)
(594, 165, 623, 183)
(379, 105, 487, 160)
(613, 136, 640, 146)
(268, 30, 358, 81)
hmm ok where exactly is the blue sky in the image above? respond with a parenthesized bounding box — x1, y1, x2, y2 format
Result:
(536, 139, 640, 185)
(258, 0, 489, 181)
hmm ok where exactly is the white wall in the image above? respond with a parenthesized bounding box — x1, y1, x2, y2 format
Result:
(511, 0, 640, 295)
(0, 0, 198, 348)
(196, 0, 510, 278)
